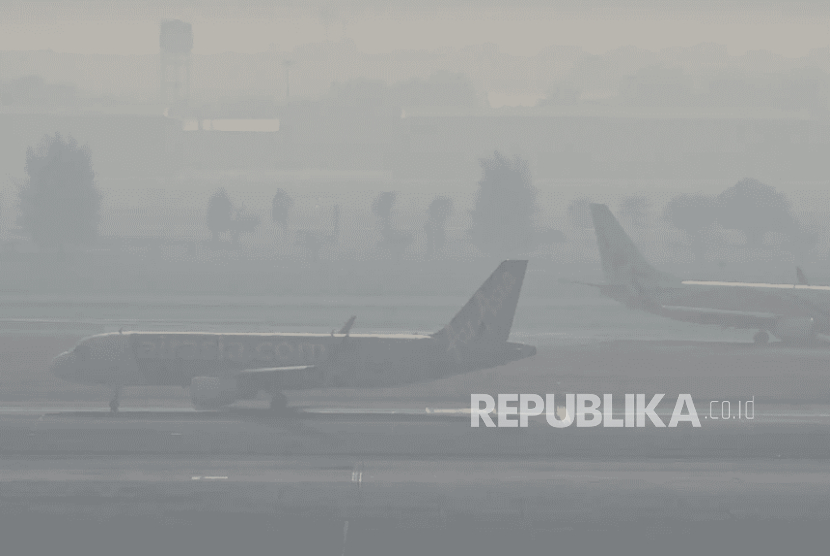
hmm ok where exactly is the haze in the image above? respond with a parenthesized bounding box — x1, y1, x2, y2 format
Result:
(1, 2, 830, 56)
(5, 2, 830, 554)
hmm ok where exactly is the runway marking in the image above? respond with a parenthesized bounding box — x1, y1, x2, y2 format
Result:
(351, 463, 364, 488)
(425, 407, 471, 415)
(191, 476, 228, 481)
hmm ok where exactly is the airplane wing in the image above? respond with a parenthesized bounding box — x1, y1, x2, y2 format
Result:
(235, 365, 316, 376)
(657, 305, 778, 328)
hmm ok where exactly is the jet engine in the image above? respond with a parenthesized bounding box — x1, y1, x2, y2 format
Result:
(190, 377, 238, 409)
(771, 317, 816, 344)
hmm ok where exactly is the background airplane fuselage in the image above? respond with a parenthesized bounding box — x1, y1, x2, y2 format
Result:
(588, 202, 830, 341)
(603, 281, 830, 334)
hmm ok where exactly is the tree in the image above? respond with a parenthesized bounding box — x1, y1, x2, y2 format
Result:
(619, 195, 650, 229)
(206, 188, 233, 244)
(716, 178, 795, 247)
(469, 151, 537, 257)
(372, 191, 412, 259)
(425, 196, 453, 257)
(17, 133, 101, 250)
(371, 191, 397, 231)
(664, 193, 718, 261)
(271, 189, 294, 238)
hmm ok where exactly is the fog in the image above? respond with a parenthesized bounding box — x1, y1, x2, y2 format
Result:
(3, 3, 830, 556)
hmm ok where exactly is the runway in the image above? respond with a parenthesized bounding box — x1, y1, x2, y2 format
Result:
(4, 457, 830, 556)
(1, 403, 830, 459)
(4, 440, 830, 555)
(4, 455, 830, 523)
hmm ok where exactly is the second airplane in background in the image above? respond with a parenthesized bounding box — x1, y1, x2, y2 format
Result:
(586, 203, 830, 345)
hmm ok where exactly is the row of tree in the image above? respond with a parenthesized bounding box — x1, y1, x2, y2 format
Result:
(566, 178, 816, 258)
(204, 149, 564, 259)
(664, 179, 812, 249)
(206, 187, 450, 260)
(12, 133, 821, 262)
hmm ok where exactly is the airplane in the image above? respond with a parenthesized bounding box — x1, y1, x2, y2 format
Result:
(583, 203, 830, 346)
(50, 260, 536, 413)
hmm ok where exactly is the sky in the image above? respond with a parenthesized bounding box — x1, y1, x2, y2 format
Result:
(0, 3, 829, 58)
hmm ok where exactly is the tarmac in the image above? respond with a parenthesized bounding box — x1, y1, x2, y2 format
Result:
(5, 334, 830, 554)
(3, 406, 830, 555)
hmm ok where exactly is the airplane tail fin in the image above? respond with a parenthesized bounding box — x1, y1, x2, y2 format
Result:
(337, 316, 356, 335)
(434, 260, 528, 351)
(590, 203, 674, 287)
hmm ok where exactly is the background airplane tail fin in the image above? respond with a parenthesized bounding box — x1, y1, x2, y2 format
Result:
(590, 203, 674, 287)
(435, 260, 528, 351)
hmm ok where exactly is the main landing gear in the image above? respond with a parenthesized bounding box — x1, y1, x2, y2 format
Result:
(753, 330, 769, 345)
(270, 391, 289, 414)
(109, 388, 121, 414)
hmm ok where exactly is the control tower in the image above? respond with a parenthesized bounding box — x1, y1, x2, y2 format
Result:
(160, 20, 193, 106)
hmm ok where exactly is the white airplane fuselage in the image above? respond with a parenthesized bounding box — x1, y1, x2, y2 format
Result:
(51, 331, 534, 391)
(49, 260, 537, 410)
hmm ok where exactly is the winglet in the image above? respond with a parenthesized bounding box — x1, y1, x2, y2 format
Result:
(797, 267, 809, 286)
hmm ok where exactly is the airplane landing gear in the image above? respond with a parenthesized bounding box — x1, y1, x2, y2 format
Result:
(109, 388, 121, 414)
(753, 330, 769, 345)
(270, 391, 289, 413)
